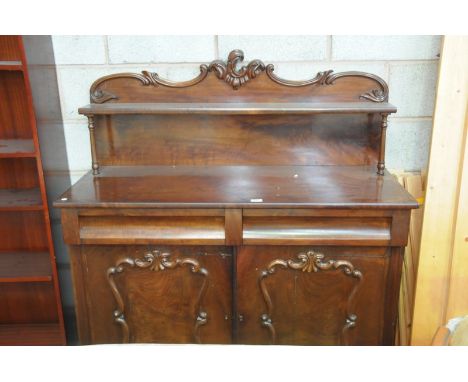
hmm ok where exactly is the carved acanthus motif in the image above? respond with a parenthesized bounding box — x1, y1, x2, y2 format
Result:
(89, 49, 389, 103)
(259, 250, 363, 345)
(208, 49, 266, 90)
(106, 250, 209, 344)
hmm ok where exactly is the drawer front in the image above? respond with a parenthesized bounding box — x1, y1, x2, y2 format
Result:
(236, 245, 396, 345)
(243, 209, 410, 246)
(79, 215, 225, 244)
(72, 245, 232, 344)
(62, 209, 228, 245)
(243, 216, 391, 246)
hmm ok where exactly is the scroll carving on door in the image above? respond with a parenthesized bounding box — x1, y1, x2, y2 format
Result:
(258, 250, 363, 345)
(106, 250, 209, 343)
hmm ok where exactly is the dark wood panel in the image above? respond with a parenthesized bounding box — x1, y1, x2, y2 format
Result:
(0, 282, 59, 323)
(0, 72, 32, 139)
(93, 114, 380, 167)
(55, 165, 417, 210)
(225, 209, 242, 245)
(0, 211, 49, 251)
(0, 36, 22, 62)
(0, 158, 38, 188)
(80, 245, 232, 344)
(0, 251, 52, 282)
(78, 208, 225, 217)
(383, 247, 405, 345)
(68, 246, 90, 344)
(236, 246, 389, 345)
(0, 323, 63, 345)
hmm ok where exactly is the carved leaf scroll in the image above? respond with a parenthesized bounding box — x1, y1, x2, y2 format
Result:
(258, 250, 363, 345)
(208, 49, 266, 90)
(90, 49, 389, 103)
(106, 250, 209, 344)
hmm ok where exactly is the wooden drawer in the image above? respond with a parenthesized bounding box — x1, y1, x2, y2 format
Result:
(62, 209, 227, 245)
(242, 209, 410, 246)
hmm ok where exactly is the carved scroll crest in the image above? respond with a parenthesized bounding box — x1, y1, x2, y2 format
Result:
(90, 49, 389, 103)
(106, 250, 209, 343)
(259, 250, 363, 345)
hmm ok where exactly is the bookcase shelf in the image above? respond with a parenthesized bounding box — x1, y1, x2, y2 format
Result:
(0, 188, 43, 211)
(0, 35, 65, 345)
(0, 323, 63, 345)
(0, 251, 52, 283)
(0, 61, 23, 71)
(0, 139, 35, 157)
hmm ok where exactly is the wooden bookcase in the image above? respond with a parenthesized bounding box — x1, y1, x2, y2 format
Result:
(0, 36, 65, 345)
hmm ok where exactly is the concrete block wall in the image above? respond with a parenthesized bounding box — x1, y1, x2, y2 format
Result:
(24, 35, 441, 326)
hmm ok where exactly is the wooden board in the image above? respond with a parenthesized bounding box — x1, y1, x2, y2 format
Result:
(445, 101, 468, 319)
(411, 36, 468, 345)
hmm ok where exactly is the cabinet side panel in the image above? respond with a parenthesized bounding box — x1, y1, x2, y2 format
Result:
(68, 246, 91, 344)
(383, 247, 404, 345)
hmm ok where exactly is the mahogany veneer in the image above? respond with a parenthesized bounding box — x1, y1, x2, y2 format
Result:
(56, 49, 417, 345)
(0, 324, 63, 345)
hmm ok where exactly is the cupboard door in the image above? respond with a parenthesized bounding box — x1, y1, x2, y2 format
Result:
(236, 246, 393, 345)
(76, 245, 232, 344)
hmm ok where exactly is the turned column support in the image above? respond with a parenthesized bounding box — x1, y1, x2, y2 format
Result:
(377, 113, 388, 175)
(87, 115, 100, 175)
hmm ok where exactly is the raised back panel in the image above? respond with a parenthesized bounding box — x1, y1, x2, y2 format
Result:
(95, 114, 381, 166)
(85, 49, 391, 170)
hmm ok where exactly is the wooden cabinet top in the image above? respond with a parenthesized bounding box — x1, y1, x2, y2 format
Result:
(55, 165, 416, 209)
(55, 49, 416, 211)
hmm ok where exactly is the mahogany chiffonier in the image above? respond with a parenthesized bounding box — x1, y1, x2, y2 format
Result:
(55, 49, 418, 345)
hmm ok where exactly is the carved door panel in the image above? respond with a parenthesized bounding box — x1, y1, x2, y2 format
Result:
(236, 246, 391, 345)
(81, 245, 232, 344)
